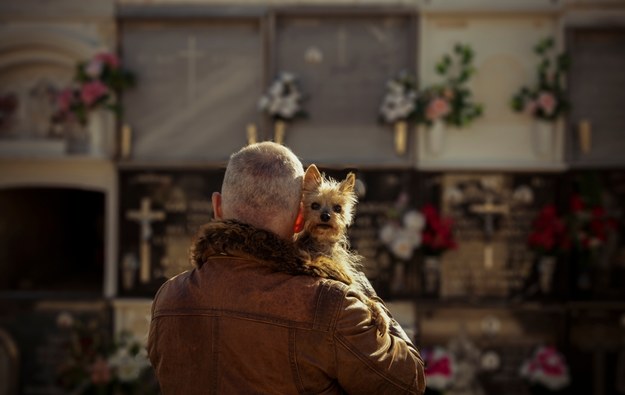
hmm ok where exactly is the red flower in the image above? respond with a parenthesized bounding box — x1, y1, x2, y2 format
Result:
(569, 195, 585, 213)
(528, 205, 569, 256)
(421, 204, 457, 255)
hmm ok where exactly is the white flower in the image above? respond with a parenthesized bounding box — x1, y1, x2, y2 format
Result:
(390, 230, 419, 260)
(403, 210, 425, 231)
(56, 312, 74, 328)
(444, 186, 464, 205)
(379, 223, 398, 245)
(108, 345, 150, 382)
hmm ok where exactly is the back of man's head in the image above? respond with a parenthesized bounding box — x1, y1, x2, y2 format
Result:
(220, 142, 304, 234)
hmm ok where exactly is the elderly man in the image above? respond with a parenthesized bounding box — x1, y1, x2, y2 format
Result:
(148, 142, 426, 394)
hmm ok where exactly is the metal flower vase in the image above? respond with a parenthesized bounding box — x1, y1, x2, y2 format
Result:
(538, 255, 557, 295)
(274, 120, 287, 145)
(394, 121, 408, 155)
(422, 256, 441, 298)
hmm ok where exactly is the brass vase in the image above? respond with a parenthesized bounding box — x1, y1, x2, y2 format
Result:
(394, 121, 408, 155)
(274, 120, 287, 145)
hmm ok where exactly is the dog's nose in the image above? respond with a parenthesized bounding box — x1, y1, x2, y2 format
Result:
(320, 211, 331, 222)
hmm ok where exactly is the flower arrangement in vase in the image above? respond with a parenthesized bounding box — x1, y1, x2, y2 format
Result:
(420, 204, 457, 297)
(520, 345, 570, 395)
(378, 71, 418, 155)
(422, 346, 456, 395)
(258, 71, 306, 145)
(527, 205, 571, 295)
(415, 43, 484, 154)
(52, 52, 136, 155)
(55, 312, 157, 395)
(510, 37, 570, 157)
(566, 193, 618, 293)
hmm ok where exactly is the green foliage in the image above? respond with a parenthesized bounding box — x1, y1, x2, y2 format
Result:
(416, 43, 484, 128)
(511, 37, 570, 121)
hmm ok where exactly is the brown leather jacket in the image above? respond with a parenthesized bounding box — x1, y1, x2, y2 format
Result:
(148, 221, 426, 394)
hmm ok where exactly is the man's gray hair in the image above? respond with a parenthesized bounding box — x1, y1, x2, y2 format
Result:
(221, 142, 304, 228)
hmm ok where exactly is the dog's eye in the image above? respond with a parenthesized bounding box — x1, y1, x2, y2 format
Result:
(333, 205, 342, 213)
(311, 202, 320, 210)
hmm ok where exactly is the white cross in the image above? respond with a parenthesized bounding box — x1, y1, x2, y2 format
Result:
(126, 197, 166, 283)
(178, 35, 205, 103)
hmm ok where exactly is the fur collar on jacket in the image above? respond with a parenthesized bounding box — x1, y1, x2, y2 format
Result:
(190, 220, 316, 276)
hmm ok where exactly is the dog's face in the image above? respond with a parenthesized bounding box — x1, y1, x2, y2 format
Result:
(301, 164, 357, 244)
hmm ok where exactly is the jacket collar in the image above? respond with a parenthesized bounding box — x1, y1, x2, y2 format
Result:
(190, 220, 310, 275)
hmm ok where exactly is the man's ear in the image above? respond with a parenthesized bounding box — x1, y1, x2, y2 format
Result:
(212, 192, 223, 219)
(293, 202, 305, 233)
(339, 172, 356, 193)
(303, 164, 322, 191)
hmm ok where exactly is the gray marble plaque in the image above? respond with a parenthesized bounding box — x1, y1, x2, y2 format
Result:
(275, 15, 416, 165)
(121, 21, 264, 161)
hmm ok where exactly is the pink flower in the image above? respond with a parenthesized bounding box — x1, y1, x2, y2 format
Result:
(94, 52, 120, 69)
(426, 97, 451, 121)
(57, 88, 76, 113)
(537, 91, 557, 116)
(80, 81, 108, 107)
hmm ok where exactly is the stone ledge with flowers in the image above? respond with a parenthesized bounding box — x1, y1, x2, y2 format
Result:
(52, 52, 135, 157)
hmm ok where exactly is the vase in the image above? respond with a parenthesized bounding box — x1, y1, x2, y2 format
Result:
(65, 110, 114, 156)
(390, 261, 406, 295)
(393, 121, 408, 155)
(426, 120, 446, 155)
(422, 256, 441, 297)
(538, 256, 557, 295)
(274, 120, 287, 145)
(578, 119, 592, 155)
(532, 120, 555, 158)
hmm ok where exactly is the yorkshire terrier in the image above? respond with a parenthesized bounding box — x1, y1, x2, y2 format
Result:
(295, 164, 389, 335)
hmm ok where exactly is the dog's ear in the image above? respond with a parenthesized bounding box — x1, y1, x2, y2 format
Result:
(303, 164, 322, 191)
(339, 172, 356, 193)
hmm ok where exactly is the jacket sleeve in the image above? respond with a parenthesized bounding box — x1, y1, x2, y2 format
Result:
(332, 289, 426, 394)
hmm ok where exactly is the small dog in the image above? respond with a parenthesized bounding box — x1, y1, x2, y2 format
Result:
(295, 164, 389, 335)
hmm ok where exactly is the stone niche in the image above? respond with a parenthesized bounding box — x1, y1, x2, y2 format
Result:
(0, 4, 116, 157)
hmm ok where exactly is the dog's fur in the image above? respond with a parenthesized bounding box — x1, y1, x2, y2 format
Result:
(295, 164, 389, 335)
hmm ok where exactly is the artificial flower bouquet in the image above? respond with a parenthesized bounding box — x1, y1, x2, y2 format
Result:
(379, 198, 457, 261)
(258, 71, 306, 122)
(379, 193, 425, 261)
(567, 194, 617, 253)
(415, 43, 483, 128)
(422, 346, 456, 395)
(520, 345, 570, 394)
(511, 37, 570, 121)
(53, 52, 136, 126)
(55, 312, 157, 395)
(379, 71, 418, 124)
(527, 204, 571, 257)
